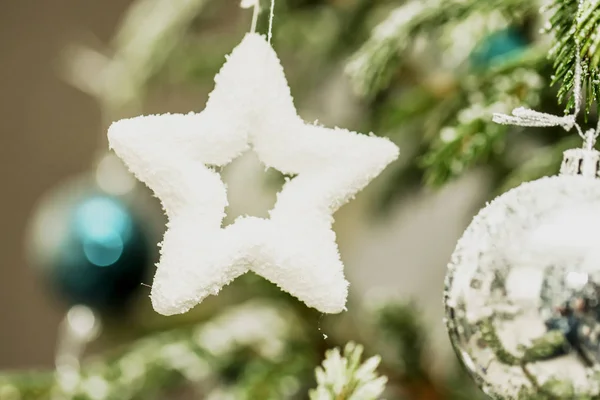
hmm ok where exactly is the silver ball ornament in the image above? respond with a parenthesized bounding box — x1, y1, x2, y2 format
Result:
(445, 147, 600, 399)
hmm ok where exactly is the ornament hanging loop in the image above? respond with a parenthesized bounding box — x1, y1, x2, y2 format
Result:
(584, 129, 599, 151)
(241, 0, 261, 34)
(242, 0, 276, 43)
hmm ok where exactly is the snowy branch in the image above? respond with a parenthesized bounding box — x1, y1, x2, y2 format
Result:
(309, 342, 387, 400)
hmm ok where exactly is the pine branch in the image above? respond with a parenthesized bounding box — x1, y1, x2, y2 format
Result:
(422, 53, 547, 186)
(0, 302, 312, 400)
(546, 0, 600, 115)
(345, 0, 535, 99)
(63, 0, 207, 112)
(377, 304, 427, 382)
(309, 342, 387, 400)
(2, 328, 205, 400)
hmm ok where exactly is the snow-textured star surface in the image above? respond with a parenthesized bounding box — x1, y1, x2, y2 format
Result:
(108, 33, 399, 316)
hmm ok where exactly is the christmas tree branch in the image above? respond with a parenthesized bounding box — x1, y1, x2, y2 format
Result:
(422, 59, 547, 186)
(0, 302, 315, 400)
(345, 0, 535, 99)
(63, 0, 207, 112)
(546, 0, 600, 115)
(309, 342, 387, 400)
(377, 304, 428, 382)
(376, 304, 451, 399)
(1, 327, 206, 400)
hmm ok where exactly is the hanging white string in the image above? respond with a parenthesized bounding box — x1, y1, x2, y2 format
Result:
(268, 0, 276, 44)
(241, 0, 261, 33)
(241, 0, 275, 41)
(251, 2, 260, 34)
(492, 0, 592, 141)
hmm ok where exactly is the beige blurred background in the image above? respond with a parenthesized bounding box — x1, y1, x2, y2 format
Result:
(0, 0, 489, 372)
(0, 0, 135, 368)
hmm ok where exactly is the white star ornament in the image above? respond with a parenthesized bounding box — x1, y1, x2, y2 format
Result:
(108, 33, 399, 316)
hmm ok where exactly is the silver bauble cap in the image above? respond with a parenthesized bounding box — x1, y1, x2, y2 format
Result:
(560, 148, 600, 177)
(560, 130, 600, 177)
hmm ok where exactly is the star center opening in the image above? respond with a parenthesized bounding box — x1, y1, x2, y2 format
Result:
(220, 151, 287, 227)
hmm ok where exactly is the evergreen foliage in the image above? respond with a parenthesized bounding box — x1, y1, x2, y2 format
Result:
(5, 0, 600, 398)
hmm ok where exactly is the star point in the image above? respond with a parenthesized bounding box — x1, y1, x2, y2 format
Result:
(108, 33, 399, 316)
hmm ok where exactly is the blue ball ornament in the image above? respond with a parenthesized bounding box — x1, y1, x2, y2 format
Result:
(471, 27, 528, 68)
(27, 181, 153, 312)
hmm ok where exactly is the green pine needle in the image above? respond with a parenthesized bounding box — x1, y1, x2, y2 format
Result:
(546, 0, 600, 116)
(346, 0, 535, 99)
